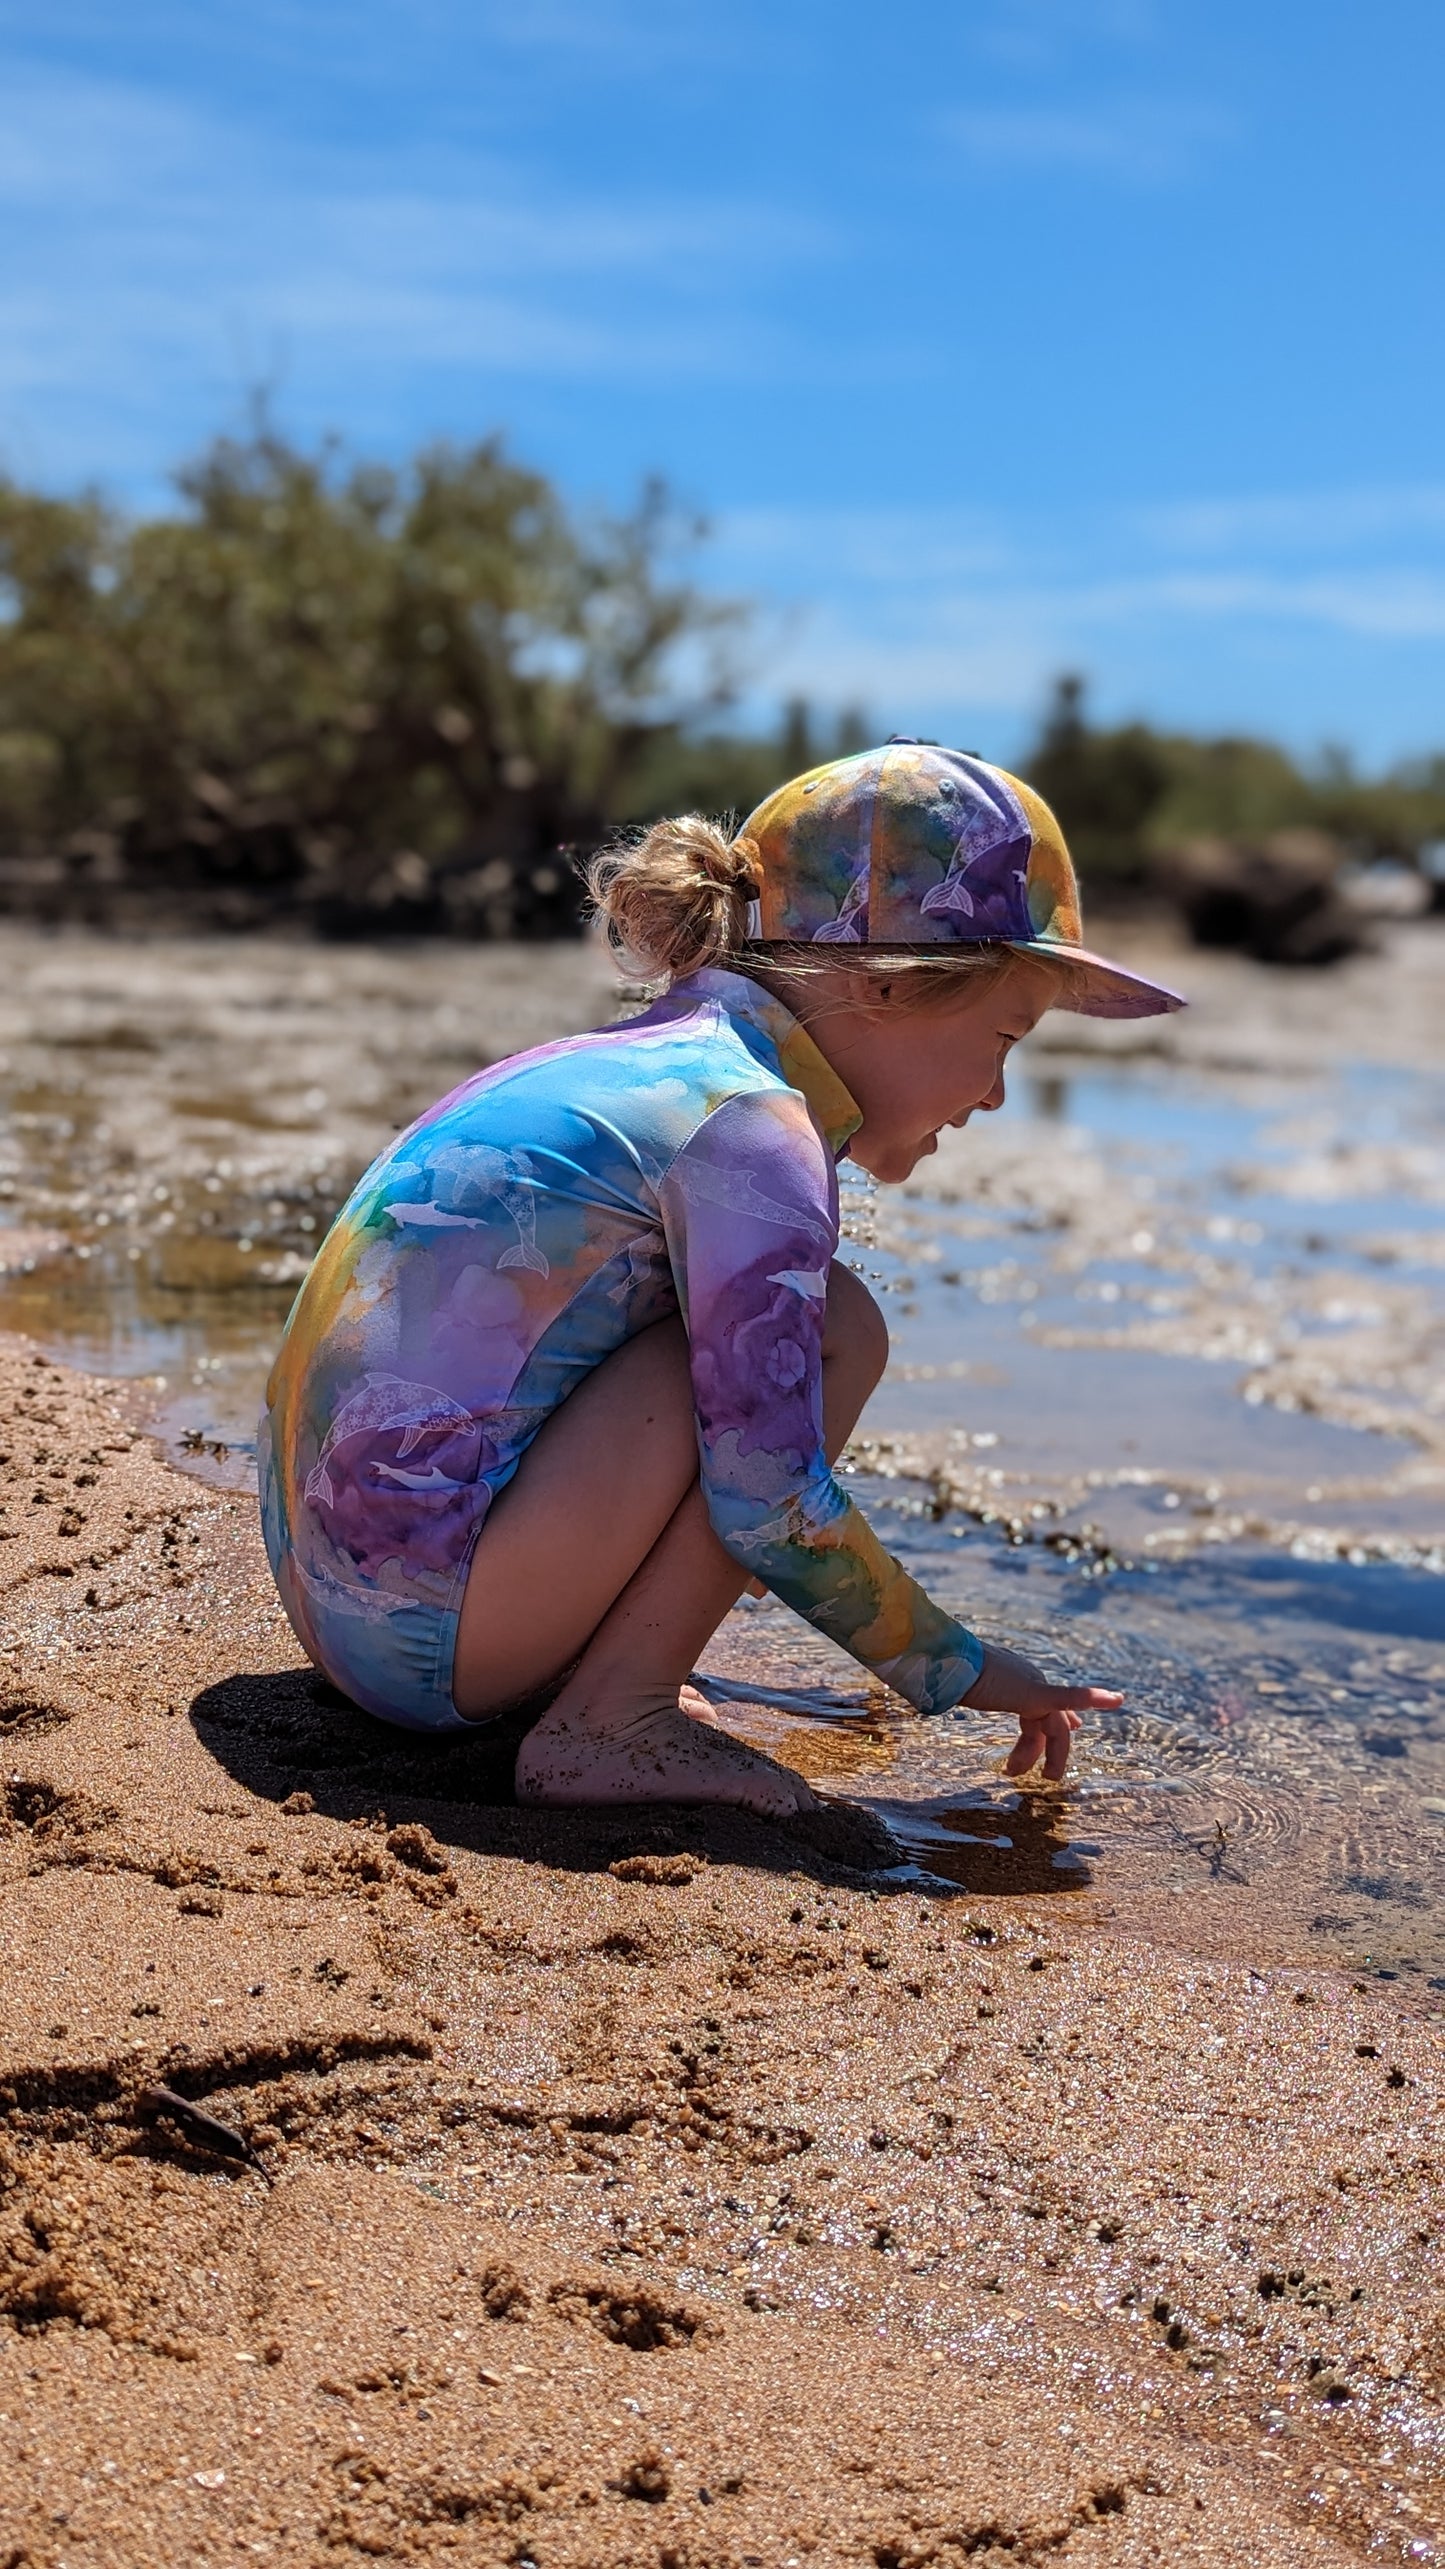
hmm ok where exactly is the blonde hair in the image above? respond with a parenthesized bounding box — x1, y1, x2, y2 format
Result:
(588, 812, 1086, 1012)
(587, 815, 761, 981)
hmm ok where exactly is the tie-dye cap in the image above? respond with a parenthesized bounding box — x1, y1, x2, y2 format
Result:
(739, 738, 1184, 1021)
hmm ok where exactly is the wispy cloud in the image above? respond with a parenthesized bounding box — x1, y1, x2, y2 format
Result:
(945, 0, 1229, 186)
(943, 95, 1230, 183)
(710, 489, 1445, 755)
(736, 569, 1445, 726)
(1135, 571, 1445, 642)
(1136, 487, 1445, 555)
(457, 0, 740, 72)
(0, 60, 824, 482)
(968, 0, 1163, 74)
(721, 506, 1023, 589)
(21, 0, 734, 83)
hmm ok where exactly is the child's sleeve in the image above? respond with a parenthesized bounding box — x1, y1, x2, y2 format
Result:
(656, 1087, 985, 1714)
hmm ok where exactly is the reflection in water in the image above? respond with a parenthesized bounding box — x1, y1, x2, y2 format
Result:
(876, 1788, 1093, 1898)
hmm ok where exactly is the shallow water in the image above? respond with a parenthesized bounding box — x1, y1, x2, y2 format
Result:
(782, 1035, 1445, 1982)
(3, 925, 1445, 1985)
(702, 1493, 1445, 1990)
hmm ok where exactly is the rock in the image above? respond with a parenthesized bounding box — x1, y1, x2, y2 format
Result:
(1160, 831, 1367, 964)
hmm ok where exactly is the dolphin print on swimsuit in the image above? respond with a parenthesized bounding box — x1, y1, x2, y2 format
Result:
(259, 968, 984, 1722)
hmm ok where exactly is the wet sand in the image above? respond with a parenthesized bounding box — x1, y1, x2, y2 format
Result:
(1, 1337, 1444, 2563)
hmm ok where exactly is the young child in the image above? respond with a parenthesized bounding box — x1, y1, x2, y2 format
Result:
(259, 740, 1182, 1815)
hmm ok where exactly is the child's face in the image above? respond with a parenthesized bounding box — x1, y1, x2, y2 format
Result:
(811, 958, 1055, 1184)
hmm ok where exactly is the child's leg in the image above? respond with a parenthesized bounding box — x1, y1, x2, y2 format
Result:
(454, 1264, 888, 1812)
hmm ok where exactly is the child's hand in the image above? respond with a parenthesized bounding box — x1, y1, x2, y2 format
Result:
(959, 1644, 1123, 1782)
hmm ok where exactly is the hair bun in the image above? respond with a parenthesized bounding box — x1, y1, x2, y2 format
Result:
(706, 832, 763, 895)
(586, 815, 759, 981)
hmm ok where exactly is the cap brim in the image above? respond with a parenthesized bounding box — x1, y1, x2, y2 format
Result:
(1008, 939, 1186, 1020)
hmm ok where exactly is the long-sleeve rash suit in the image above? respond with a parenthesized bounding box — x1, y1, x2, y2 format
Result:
(259, 966, 985, 1724)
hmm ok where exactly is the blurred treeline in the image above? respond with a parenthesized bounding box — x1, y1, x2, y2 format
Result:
(0, 422, 738, 937)
(2, 422, 1442, 947)
(1015, 675, 1445, 960)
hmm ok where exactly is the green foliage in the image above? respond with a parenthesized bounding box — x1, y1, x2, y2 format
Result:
(1024, 676, 1171, 887)
(1146, 732, 1324, 843)
(616, 699, 872, 830)
(1023, 676, 1445, 894)
(0, 421, 741, 932)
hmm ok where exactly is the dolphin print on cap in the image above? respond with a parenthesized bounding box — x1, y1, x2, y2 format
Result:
(738, 738, 1184, 1021)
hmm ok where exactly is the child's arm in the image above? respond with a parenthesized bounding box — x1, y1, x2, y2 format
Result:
(658, 1088, 1122, 1772)
(658, 1085, 982, 1712)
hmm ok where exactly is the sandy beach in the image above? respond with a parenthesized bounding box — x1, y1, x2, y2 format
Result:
(1, 919, 1445, 2559)
(4, 0, 1441, 2541)
(0, 1328, 1442, 2564)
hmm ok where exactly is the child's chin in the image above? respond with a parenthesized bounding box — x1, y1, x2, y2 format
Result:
(860, 1138, 933, 1183)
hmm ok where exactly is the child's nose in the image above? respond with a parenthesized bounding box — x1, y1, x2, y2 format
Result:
(948, 1072, 1008, 1128)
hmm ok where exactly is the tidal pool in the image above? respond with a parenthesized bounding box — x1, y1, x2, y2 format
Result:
(3, 922, 1444, 1986)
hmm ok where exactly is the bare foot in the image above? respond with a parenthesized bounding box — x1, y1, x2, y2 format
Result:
(514, 1682, 818, 1816)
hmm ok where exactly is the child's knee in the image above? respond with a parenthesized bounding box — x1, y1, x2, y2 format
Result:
(825, 1261, 889, 1388)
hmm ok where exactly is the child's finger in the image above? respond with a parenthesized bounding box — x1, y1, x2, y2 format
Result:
(1002, 1719, 1047, 1776)
(1046, 1684, 1123, 1712)
(1042, 1707, 1077, 1780)
(1003, 1705, 1085, 1781)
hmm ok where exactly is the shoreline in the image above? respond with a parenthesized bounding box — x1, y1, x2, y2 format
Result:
(0, 1334, 1441, 2561)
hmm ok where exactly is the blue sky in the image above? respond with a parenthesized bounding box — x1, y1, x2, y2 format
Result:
(3, 0, 1443, 765)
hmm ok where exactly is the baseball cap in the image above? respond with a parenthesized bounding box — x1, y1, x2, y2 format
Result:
(738, 738, 1184, 1021)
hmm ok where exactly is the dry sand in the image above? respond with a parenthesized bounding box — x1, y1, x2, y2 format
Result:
(0, 1338, 1442, 2564)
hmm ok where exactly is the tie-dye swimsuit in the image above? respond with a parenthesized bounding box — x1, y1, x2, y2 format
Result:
(258, 967, 985, 1731)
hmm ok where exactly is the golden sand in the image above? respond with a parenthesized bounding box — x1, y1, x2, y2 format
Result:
(0, 1336, 1439, 2563)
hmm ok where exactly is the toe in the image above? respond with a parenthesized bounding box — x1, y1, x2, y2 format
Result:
(763, 1772, 815, 1818)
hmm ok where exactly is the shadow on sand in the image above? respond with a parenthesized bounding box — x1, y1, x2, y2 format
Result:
(190, 1665, 916, 1893)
